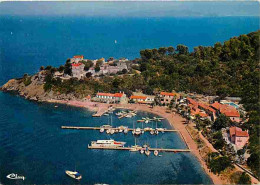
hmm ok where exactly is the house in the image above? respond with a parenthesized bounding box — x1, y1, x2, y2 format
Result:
(71, 63, 85, 79)
(71, 55, 84, 63)
(186, 97, 211, 120)
(130, 95, 155, 104)
(229, 126, 249, 150)
(95, 92, 126, 103)
(211, 102, 240, 122)
(159, 92, 178, 105)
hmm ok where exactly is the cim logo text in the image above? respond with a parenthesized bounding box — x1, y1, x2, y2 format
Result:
(6, 173, 25, 180)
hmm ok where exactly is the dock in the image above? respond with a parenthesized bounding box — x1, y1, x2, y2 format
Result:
(87, 145, 191, 153)
(61, 126, 178, 132)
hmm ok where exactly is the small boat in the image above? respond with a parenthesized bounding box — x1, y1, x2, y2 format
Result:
(145, 150, 151, 156)
(130, 146, 138, 152)
(54, 105, 58, 108)
(100, 128, 105, 133)
(110, 129, 115, 134)
(155, 130, 159, 135)
(158, 155, 162, 157)
(65, 170, 82, 180)
(103, 113, 109, 116)
(154, 150, 159, 156)
(106, 129, 111, 134)
(124, 128, 128, 134)
(150, 130, 155, 135)
(140, 149, 145, 154)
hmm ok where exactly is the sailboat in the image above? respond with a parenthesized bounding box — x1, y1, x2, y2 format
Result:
(154, 140, 159, 156)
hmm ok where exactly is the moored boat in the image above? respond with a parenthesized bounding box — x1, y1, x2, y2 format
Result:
(65, 170, 82, 180)
(90, 139, 126, 147)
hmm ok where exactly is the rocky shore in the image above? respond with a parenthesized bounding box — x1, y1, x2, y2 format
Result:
(1, 72, 81, 102)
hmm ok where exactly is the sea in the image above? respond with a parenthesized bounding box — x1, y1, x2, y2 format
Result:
(0, 15, 259, 184)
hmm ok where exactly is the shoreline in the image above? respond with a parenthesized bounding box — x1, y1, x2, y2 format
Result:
(45, 99, 225, 184)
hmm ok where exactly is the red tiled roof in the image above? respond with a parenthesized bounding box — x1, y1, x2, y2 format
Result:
(73, 55, 84, 59)
(199, 103, 216, 113)
(160, 92, 176, 96)
(230, 127, 249, 137)
(97, 92, 124, 98)
(211, 102, 222, 110)
(97, 93, 114, 97)
(130, 95, 147, 100)
(114, 93, 124, 98)
(71, 63, 83, 67)
(222, 110, 240, 117)
(187, 97, 199, 106)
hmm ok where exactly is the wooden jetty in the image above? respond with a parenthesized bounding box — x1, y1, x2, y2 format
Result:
(61, 126, 178, 132)
(87, 145, 191, 153)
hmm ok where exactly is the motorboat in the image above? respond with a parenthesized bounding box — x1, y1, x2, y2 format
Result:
(124, 127, 128, 134)
(100, 127, 105, 133)
(150, 130, 155, 135)
(154, 150, 159, 156)
(145, 150, 151, 156)
(89, 139, 126, 147)
(140, 148, 145, 154)
(65, 170, 82, 180)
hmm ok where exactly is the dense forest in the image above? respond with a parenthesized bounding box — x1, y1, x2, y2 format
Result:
(43, 30, 259, 176)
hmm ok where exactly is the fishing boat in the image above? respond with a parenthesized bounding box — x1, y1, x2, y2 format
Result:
(65, 170, 82, 180)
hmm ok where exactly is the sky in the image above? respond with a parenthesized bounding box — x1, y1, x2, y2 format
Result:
(0, 1, 259, 17)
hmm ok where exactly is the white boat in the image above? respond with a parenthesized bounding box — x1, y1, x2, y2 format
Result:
(150, 130, 155, 135)
(154, 150, 159, 156)
(129, 146, 138, 152)
(103, 113, 109, 116)
(140, 149, 145, 154)
(106, 129, 111, 134)
(145, 150, 151, 156)
(155, 130, 159, 135)
(110, 129, 115, 134)
(65, 170, 82, 180)
(124, 128, 128, 134)
(90, 139, 126, 147)
(102, 125, 112, 128)
(133, 128, 142, 135)
(100, 128, 105, 133)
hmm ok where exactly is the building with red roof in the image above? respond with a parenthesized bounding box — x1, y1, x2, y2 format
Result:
(229, 126, 249, 149)
(95, 92, 126, 103)
(159, 91, 178, 105)
(210, 102, 240, 122)
(130, 95, 155, 104)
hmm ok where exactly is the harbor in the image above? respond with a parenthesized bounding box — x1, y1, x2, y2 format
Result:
(61, 125, 178, 132)
(87, 145, 191, 153)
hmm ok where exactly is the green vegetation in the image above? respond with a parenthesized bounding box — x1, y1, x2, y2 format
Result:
(238, 172, 251, 184)
(207, 152, 234, 174)
(41, 31, 259, 176)
(22, 74, 32, 86)
(212, 114, 231, 131)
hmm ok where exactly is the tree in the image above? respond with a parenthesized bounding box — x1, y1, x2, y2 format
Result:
(86, 72, 92, 78)
(167, 46, 175, 55)
(95, 66, 100, 72)
(122, 69, 127, 74)
(64, 61, 72, 75)
(177, 44, 189, 55)
(238, 172, 251, 184)
(58, 65, 65, 72)
(212, 114, 230, 130)
(40, 66, 45, 71)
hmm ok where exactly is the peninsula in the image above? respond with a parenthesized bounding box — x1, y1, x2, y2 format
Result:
(1, 30, 259, 184)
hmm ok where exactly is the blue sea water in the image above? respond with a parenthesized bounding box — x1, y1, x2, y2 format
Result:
(0, 15, 259, 184)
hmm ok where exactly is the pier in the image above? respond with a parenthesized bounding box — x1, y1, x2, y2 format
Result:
(61, 126, 178, 132)
(87, 145, 191, 153)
